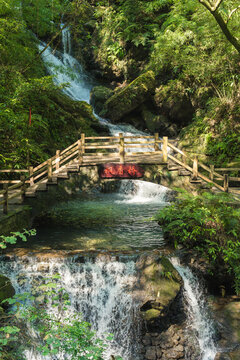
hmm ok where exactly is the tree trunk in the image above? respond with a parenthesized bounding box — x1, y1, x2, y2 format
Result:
(212, 11, 240, 53)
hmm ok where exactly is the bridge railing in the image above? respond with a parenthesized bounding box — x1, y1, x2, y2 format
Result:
(0, 133, 239, 214)
(167, 141, 240, 192)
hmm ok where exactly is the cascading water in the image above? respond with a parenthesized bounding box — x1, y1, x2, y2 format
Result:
(116, 179, 169, 204)
(0, 25, 217, 360)
(38, 26, 153, 140)
(171, 258, 217, 360)
(0, 255, 141, 360)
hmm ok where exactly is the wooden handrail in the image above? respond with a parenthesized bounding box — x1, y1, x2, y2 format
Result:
(1, 133, 240, 213)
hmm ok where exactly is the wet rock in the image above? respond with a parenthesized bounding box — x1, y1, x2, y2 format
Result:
(214, 353, 232, 360)
(101, 71, 156, 121)
(90, 85, 113, 115)
(145, 346, 157, 360)
(0, 275, 15, 304)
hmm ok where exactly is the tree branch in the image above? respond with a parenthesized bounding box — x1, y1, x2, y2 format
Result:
(198, 0, 240, 54)
(227, 5, 240, 23)
(199, 0, 223, 12)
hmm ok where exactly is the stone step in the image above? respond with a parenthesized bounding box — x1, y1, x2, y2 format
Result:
(56, 173, 69, 179)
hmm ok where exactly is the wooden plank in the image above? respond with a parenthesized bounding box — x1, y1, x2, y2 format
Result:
(0, 180, 21, 184)
(229, 177, 240, 181)
(85, 145, 118, 150)
(84, 141, 119, 146)
(60, 140, 78, 156)
(33, 169, 48, 182)
(8, 182, 23, 191)
(216, 168, 240, 172)
(60, 149, 78, 165)
(123, 136, 153, 139)
(85, 136, 119, 140)
(124, 144, 155, 148)
(162, 137, 168, 163)
(0, 169, 28, 173)
(8, 190, 25, 201)
(125, 151, 162, 156)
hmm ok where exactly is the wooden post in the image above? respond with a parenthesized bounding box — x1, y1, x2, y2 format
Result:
(3, 184, 8, 214)
(154, 133, 159, 151)
(162, 136, 168, 163)
(224, 174, 229, 192)
(29, 166, 34, 186)
(81, 133, 85, 155)
(119, 133, 125, 164)
(210, 165, 214, 181)
(192, 156, 198, 180)
(47, 159, 52, 182)
(55, 150, 60, 171)
(77, 139, 83, 164)
(20, 175, 26, 202)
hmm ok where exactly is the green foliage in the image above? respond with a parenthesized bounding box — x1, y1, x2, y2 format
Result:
(155, 190, 240, 293)
(1, 276, 120, 359)
(0, 229, 36, 250)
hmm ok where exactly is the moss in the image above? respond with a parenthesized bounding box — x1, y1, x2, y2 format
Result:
(90, 86, 113, 115)
(0, 275, 15, 304)
(138, 256, 182, 311)
(142, 308, 161, 321)
(100, 71, 156, 121)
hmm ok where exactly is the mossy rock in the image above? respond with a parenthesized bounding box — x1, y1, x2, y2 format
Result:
(0, 275, 15, 304)
(154, 81, 194, 126)
(100, 71, 156, 122)
(141, 105, 171, 133)
(90, 86, 113, 115)
(137, 255, 182, 318)
(142, 308, 161, 321)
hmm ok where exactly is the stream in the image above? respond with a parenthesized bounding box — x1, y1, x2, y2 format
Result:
(0, 27, 218, 360)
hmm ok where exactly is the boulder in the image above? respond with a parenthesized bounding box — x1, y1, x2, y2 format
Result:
(154, 82, 194, 126)
(137, 255, 182, 321)
(100, 71, 156, 121)
(0, 275, 15, 305)
(141, 105, 170, 133)
(90, 86, 113, 115)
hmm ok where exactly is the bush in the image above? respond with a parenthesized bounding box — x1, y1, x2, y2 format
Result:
(155, 190, 240, 293)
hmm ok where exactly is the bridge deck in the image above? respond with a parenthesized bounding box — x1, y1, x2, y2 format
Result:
(0, 134, 240, 215)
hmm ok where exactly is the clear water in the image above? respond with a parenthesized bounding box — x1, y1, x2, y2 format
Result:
(0, 27, 217, 360)
(28, 180, 168, 251)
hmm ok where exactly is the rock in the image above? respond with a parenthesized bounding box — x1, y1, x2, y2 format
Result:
(154, 82, 194, 126)
(0, 275, 15, 305)
(141, 105, 171, 133)
(165, 348, 184, 359)
(145, 346, 157, 360)
(214, 353, 231, 360)
(101, 71, 156, 121)
(90, 86, 113, 115)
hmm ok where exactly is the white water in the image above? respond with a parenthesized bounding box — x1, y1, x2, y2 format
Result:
(116, 179, 169, 204)
(39, 26, 153, 141)
(0, 255, 141, 360)
(171, 257, 217, 360)
(23, 26, 217, 360)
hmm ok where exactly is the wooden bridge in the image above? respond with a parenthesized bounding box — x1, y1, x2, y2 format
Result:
(0, 133, 240, 214)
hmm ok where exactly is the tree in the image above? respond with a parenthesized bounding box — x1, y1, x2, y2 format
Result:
(198, 0, 240, 53)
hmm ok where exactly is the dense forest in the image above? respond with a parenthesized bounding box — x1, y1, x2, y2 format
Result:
(0, 0, 239, 168)
(0, 1, 240, 359)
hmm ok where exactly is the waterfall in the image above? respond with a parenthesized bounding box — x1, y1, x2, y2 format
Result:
(116, 179, 169, 204)
(38, 26, 154, 141)
(0, 255, 141, 360)
(171, 257, 217, 360)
